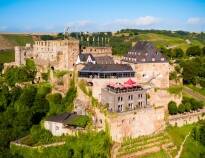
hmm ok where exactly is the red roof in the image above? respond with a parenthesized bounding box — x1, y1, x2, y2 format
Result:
(107, 79, 138, 89)
(124, 79, 136, 85)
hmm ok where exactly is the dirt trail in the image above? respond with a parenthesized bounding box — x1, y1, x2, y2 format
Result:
(183, 86, 205, 101)
(175, 132, 190, 158)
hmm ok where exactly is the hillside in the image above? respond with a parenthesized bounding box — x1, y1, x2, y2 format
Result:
(0, 34, 34, 50)
(114, 32, 204, 51)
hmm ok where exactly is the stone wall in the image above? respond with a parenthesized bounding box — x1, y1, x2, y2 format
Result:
(148, 88, 182, 110)
(107, 107, 165, 142)
(134, 62, 169, 88)
(168, 108, 205, 127)
(15, 39, 79, 71)
(81, 46, 112, 56)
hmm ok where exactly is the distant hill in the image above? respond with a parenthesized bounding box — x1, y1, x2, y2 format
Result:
(114, 31, 205, 51)
(0, 34, 35, 50)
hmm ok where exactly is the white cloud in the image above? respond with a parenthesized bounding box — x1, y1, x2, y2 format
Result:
(114, 16, 160, 26)
(187, 17, 204, 25)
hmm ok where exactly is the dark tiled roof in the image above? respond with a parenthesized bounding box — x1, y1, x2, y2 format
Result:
(80, 64, 134, 73)
(123, 41, 168, 63)
(46, 112, 73, 123)
(95, 56, 114, 64)
(79, 53, 95, 62)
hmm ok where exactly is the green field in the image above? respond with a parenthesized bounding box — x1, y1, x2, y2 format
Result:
(2, 34, 34, 46)
(181, 136, 205, 158)
(132, 33, 204, 51)
(0, 49, 15, 63)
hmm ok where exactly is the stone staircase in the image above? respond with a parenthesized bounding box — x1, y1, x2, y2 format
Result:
(116, 132, 177, 158)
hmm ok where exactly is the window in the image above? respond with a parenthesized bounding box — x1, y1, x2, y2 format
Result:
(128, 103, 133, 109)
(138, 94, 143, 98)
(128, 95, 133, 100)
(118, 105, 123, 112)
(118, 96, 123, 102)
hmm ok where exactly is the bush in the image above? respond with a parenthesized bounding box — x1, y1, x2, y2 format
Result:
(178, 104, 185, 113)
(168, 101, 178, 115)
(184, 102, 192, 112)
(167, 85, 182, 95)
(30, 125, 53, 144)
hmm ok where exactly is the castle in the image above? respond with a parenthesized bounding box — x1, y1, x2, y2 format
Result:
(14, 38, 181, 142)
(15, 39, 79, 71)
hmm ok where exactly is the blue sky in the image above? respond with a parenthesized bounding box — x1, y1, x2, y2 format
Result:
(0, 0, 205, 32)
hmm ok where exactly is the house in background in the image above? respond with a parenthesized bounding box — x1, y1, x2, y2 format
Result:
(76, 53, 96, 65)
(44, 112, 89, 136)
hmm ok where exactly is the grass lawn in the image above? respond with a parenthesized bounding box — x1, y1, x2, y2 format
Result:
(0, 49, 15, 63)
(187, 84, 205, 96)
(166, 124, 194, 148)
(180, 134, 205, 158)
(142, 150, 169, 158)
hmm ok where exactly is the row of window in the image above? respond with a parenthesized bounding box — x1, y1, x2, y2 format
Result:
(117, 102, 144, 112)
(118, 94, 143, 102)
(124, 56, 165, 62)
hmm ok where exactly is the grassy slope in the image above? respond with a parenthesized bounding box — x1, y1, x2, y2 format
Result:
(187, 84, 205, 96)
(2, 34, 34, 46)
(0, 34, 34, 63)
(181, 136, 205, 158)
(142, 150, 169, 158)
(116, 32, 204, 51)
(0, 49, 15, 63)
(141, 124, 195, 158)
(134, 33, 204, 51)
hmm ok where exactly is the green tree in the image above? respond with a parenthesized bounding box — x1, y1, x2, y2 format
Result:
(168, 101, 178, 115)
(172, 48, 184, 58)
(202, 47, 205, 56)
(186, 46, 202, 56)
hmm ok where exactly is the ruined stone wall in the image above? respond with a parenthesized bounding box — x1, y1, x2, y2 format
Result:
(15, 39, 79, 71)
(134, 62, 169, 88)
(82, 46, 112, 56)
(148, 88, 182, 110)
(15, 45, 33, 65)
(107, 107, 165, 142)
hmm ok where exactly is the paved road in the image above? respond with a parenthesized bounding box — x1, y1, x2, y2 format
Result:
(183, 86, 205, 101)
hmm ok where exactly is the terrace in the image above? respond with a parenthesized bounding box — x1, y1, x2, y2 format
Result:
(106, 79, 144, 93)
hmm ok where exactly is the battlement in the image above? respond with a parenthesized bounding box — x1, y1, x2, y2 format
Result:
(81, 46, 112, 56)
